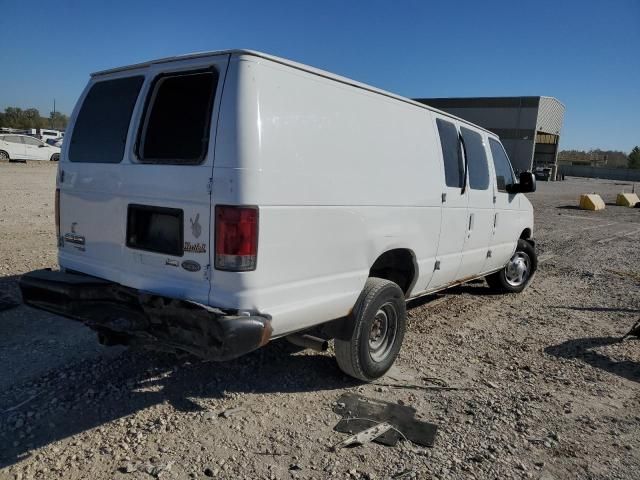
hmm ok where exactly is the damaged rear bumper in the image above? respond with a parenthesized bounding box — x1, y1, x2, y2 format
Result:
(19, 269, 272, 361)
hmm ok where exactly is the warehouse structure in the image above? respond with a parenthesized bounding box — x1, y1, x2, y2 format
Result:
(415, 96, 565, 178)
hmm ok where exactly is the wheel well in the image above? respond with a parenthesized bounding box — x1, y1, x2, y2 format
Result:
(520, 228, 535, 248)
(369, 249, 416, 296)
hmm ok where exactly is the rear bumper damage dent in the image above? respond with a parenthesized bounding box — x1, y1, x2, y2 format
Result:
(18, 269, 272, 361)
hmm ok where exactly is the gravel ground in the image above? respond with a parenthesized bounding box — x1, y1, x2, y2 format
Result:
(0, 162, 638, 480)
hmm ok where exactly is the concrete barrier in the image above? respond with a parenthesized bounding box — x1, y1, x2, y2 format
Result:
(579, 194, 605, 211)
(559, 165, 640, 182)
(616, 192, 640, 207)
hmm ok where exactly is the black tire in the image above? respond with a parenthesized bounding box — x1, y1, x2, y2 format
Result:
(50, 153, 60, 162)
(486, 239, 537, 293)
(0, 151, 9, 161)
(335, 277, 407, 381)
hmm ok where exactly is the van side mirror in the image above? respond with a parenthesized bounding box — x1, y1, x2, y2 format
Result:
(506, 171, 536, 194)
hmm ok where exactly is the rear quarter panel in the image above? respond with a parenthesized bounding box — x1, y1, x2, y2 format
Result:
(213, 55, 444, 335)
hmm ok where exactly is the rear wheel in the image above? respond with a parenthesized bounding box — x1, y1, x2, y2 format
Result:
(0, 151, 9, 161)
(486, 239, 537, 293)
(335, 277, 406, 381)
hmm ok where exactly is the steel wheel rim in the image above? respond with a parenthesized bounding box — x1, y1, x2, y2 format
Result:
(0, 152, 7, 160)
(505, 251, 531, 286)
(368, 302, 398, 362)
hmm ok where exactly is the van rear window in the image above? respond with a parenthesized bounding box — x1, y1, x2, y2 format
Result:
(69, 76, 144, 163)
(137, 70, 218, 164)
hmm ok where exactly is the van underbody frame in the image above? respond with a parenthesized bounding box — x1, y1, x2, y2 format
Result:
(19, 269, 272, 361)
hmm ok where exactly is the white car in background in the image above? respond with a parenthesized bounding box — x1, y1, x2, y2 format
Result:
(0, 134, 61, 162)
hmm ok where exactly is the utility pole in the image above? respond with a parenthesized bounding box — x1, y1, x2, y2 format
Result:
(51, 99, 56, 129)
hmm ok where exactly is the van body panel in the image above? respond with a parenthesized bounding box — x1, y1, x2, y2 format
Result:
(456, 128, 496, 280)
(484, 134, 527, 270)
(212, 56, 443, 333)
(49, 49, 534, 348)
(426, 115, 468, 289)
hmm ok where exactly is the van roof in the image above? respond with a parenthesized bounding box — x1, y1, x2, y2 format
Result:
(91, 49, 496, 137)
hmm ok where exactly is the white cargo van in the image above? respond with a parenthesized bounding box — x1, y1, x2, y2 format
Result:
(20, 50, 537, 381)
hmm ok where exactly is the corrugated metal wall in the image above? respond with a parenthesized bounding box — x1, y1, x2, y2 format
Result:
(536, 97, 564, 135)
(415, 97, 565, 174)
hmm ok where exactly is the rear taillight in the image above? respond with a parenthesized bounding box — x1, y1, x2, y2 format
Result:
(55, 188, 60, 239)
(215, 205, 258, 271)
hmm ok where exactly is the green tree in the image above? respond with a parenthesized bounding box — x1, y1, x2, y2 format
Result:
(629, 146, 640, 169)
(49, 111, 69, 130)
(3, 107, 24, 128)
(0, 106, 66, 130)
(23, 108, 44, 129)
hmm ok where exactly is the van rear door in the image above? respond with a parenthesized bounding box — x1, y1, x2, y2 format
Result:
(59, 56, 229, 304)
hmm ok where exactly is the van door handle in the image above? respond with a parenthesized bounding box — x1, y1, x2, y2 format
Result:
(468, 213, 474, 233)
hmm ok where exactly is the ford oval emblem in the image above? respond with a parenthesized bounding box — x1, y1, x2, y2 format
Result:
(181, 260, 201, 272)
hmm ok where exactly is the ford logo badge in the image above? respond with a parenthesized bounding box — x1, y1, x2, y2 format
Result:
(181, 260, 201, 272)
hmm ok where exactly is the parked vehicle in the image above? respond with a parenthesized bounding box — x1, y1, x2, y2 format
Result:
(45, 137, 64, 148)
(20, 50, 537, 380)
(0, 134, 61, 161)
(534, 166, 552, 181)
(27, 128, 64, 142)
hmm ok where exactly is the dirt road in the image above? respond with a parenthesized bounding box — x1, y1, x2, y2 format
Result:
(1, 162, 638, 479)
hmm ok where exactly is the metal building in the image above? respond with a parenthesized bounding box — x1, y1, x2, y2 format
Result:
(414, 96, 565, 176)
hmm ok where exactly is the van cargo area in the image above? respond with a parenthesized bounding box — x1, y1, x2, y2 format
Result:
(19, 269, 272, 360)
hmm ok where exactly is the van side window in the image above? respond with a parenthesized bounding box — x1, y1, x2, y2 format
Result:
(69, 76, 144, 163)
(138, 70, 218, 164)
(460, 127, 489, 190)
(435, 119, 464, 188)
(489, 138, 515, 191)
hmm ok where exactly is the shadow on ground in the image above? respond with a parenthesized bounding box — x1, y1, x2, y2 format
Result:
(0, 317, 357, 468)
(0, 274, 22, 310)
(550, 305, 640, 314)
(405, 280, 501, 309)
(556, 205, 583, 211)
(442, 280, 504, 297)
(545, 336, 640, 385)
(0, 272, 509, 468)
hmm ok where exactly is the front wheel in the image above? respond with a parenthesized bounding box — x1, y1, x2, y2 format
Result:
(486, 239, 537, 293)
(335, 277, 407, 381)
(0, 151, 9, 161)
(50, 153, 60, 162)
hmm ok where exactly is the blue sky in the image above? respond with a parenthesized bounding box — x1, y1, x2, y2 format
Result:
(1, 0, 638, 151)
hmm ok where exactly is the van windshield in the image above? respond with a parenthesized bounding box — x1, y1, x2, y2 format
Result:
(69, 76, 144, 163)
